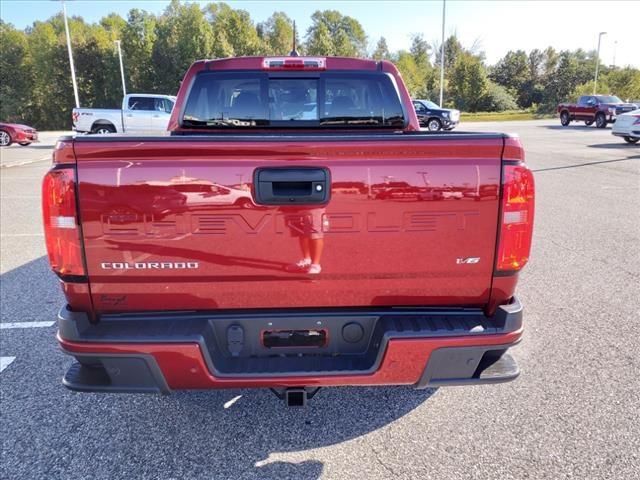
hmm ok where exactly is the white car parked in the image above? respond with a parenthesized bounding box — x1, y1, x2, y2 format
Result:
(72, 94, 176, 135)
(611, 109, 640, 144)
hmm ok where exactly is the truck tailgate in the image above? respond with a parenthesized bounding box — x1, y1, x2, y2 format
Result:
(74, 135, 503, 312)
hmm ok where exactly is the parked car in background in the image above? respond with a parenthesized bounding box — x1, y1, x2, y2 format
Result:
(72, 94, 176, 135)
(412, 99, 460, 131)
(611, 109, 640, 144)
(557, 95, 638, 128)
(0, 122, 38, 147)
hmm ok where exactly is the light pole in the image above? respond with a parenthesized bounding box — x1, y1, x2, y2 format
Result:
(612, 40, 617, 68)
(593, 31, 607, 95)
(114, 40, 126, 96)
(439, 0, 446, 107)
(60, 0, 80, 108)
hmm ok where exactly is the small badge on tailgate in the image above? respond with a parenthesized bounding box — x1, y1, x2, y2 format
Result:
(456, 257, 480, 264)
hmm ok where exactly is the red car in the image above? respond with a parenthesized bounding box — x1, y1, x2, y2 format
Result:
(0, 122, 38, 146)
(44, 56, 535, 406)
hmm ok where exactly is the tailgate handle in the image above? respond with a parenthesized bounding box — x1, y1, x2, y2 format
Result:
(254, 167, 330, 205)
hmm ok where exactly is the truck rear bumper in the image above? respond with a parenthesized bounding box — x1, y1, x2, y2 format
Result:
(57, 299, 524, 394)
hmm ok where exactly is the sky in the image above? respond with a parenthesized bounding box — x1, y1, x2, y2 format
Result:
(1, 0, 639, 68)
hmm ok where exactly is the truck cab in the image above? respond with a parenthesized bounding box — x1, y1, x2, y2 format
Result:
(121, 94, 176, 134)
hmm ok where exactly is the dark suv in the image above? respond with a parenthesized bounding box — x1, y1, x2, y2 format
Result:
(412, 99, 460, 131)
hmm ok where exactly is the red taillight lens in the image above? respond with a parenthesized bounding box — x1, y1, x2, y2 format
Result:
(495, 164, 535, 272)
(42, 168, 85, 277)
(633, 115, 640, 125)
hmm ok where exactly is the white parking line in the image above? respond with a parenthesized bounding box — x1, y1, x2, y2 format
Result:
(0, 357, 16, 373)
(0, 155, 51, 169)
(0, 321, 55, 329)
(0, 233, 44, 237)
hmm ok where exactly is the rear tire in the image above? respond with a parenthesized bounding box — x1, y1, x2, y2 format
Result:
(0, 130, 11, 146)
(560, 111, 570, 126)
(595, 113, 607, 128)
(91, 124, 116, 134)
(624, 136, 639, 144)
(18, 142, 31, 146)
(427, 118, 442, 131)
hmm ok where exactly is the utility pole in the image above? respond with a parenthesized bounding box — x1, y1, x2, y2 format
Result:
(115, 40, 126, 96)
(593, 31, 607, 95)
(612, 40, 617, 68)
(61, 0, 80, 108)
(439, 0, 446, 107)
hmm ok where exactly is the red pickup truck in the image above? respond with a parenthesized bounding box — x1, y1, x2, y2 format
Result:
(557, 95, 638, 128)
(44, 56, 534, 406)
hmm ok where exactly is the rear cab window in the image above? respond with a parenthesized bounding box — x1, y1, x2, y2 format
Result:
(181, 71, 405, 129)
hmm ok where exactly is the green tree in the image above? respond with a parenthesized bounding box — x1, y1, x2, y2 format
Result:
(603, 67, 640, 100)
(409, 34, 430, 70)
(207, 3, 263, 57)
(489, 50, 528, 104)
(122, 9, 157, 92)
(449, 51, 488, 112)
(395, 51, 422, 96)
(74, 26, 122, 108)
(305, 10, 366, 57)
(372, 37, 390, 60)
(434, 35, 463, 71)
(257, 12, 295, 55)
(152, 0, 213, 93)
(25, 18, 76, 128)
(0, 22, 32, 123)
(305, 21, 333, 55)
(480, 82, 518, 111)
(542, 50, 580, 110)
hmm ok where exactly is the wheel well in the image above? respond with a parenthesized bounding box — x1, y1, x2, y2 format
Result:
(91, 120, 116, 131)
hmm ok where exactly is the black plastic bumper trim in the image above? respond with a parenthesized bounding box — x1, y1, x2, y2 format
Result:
(415, 342, 520, 389)
(62, 353, 170, 394)
(58, 298, 523, 381)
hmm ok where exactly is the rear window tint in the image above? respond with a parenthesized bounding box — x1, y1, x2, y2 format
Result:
(182, 72, 405, 128)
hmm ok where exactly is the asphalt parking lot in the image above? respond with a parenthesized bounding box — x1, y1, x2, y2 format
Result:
(1, 119, 638, 479)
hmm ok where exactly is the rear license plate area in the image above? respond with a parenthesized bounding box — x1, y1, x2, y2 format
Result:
(263, 329, 327, 348)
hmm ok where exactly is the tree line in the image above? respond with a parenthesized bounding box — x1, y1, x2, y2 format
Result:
(2, 0, 639, 130)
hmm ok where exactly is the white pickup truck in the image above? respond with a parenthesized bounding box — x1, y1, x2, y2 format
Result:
(72, 94, 176, 134)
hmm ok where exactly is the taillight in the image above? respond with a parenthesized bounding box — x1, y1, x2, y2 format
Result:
(633, 115, 640, 125)
(495, 164, 535, 272)
(42, 168, 85, 277)
(72, 111, 79, 124)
